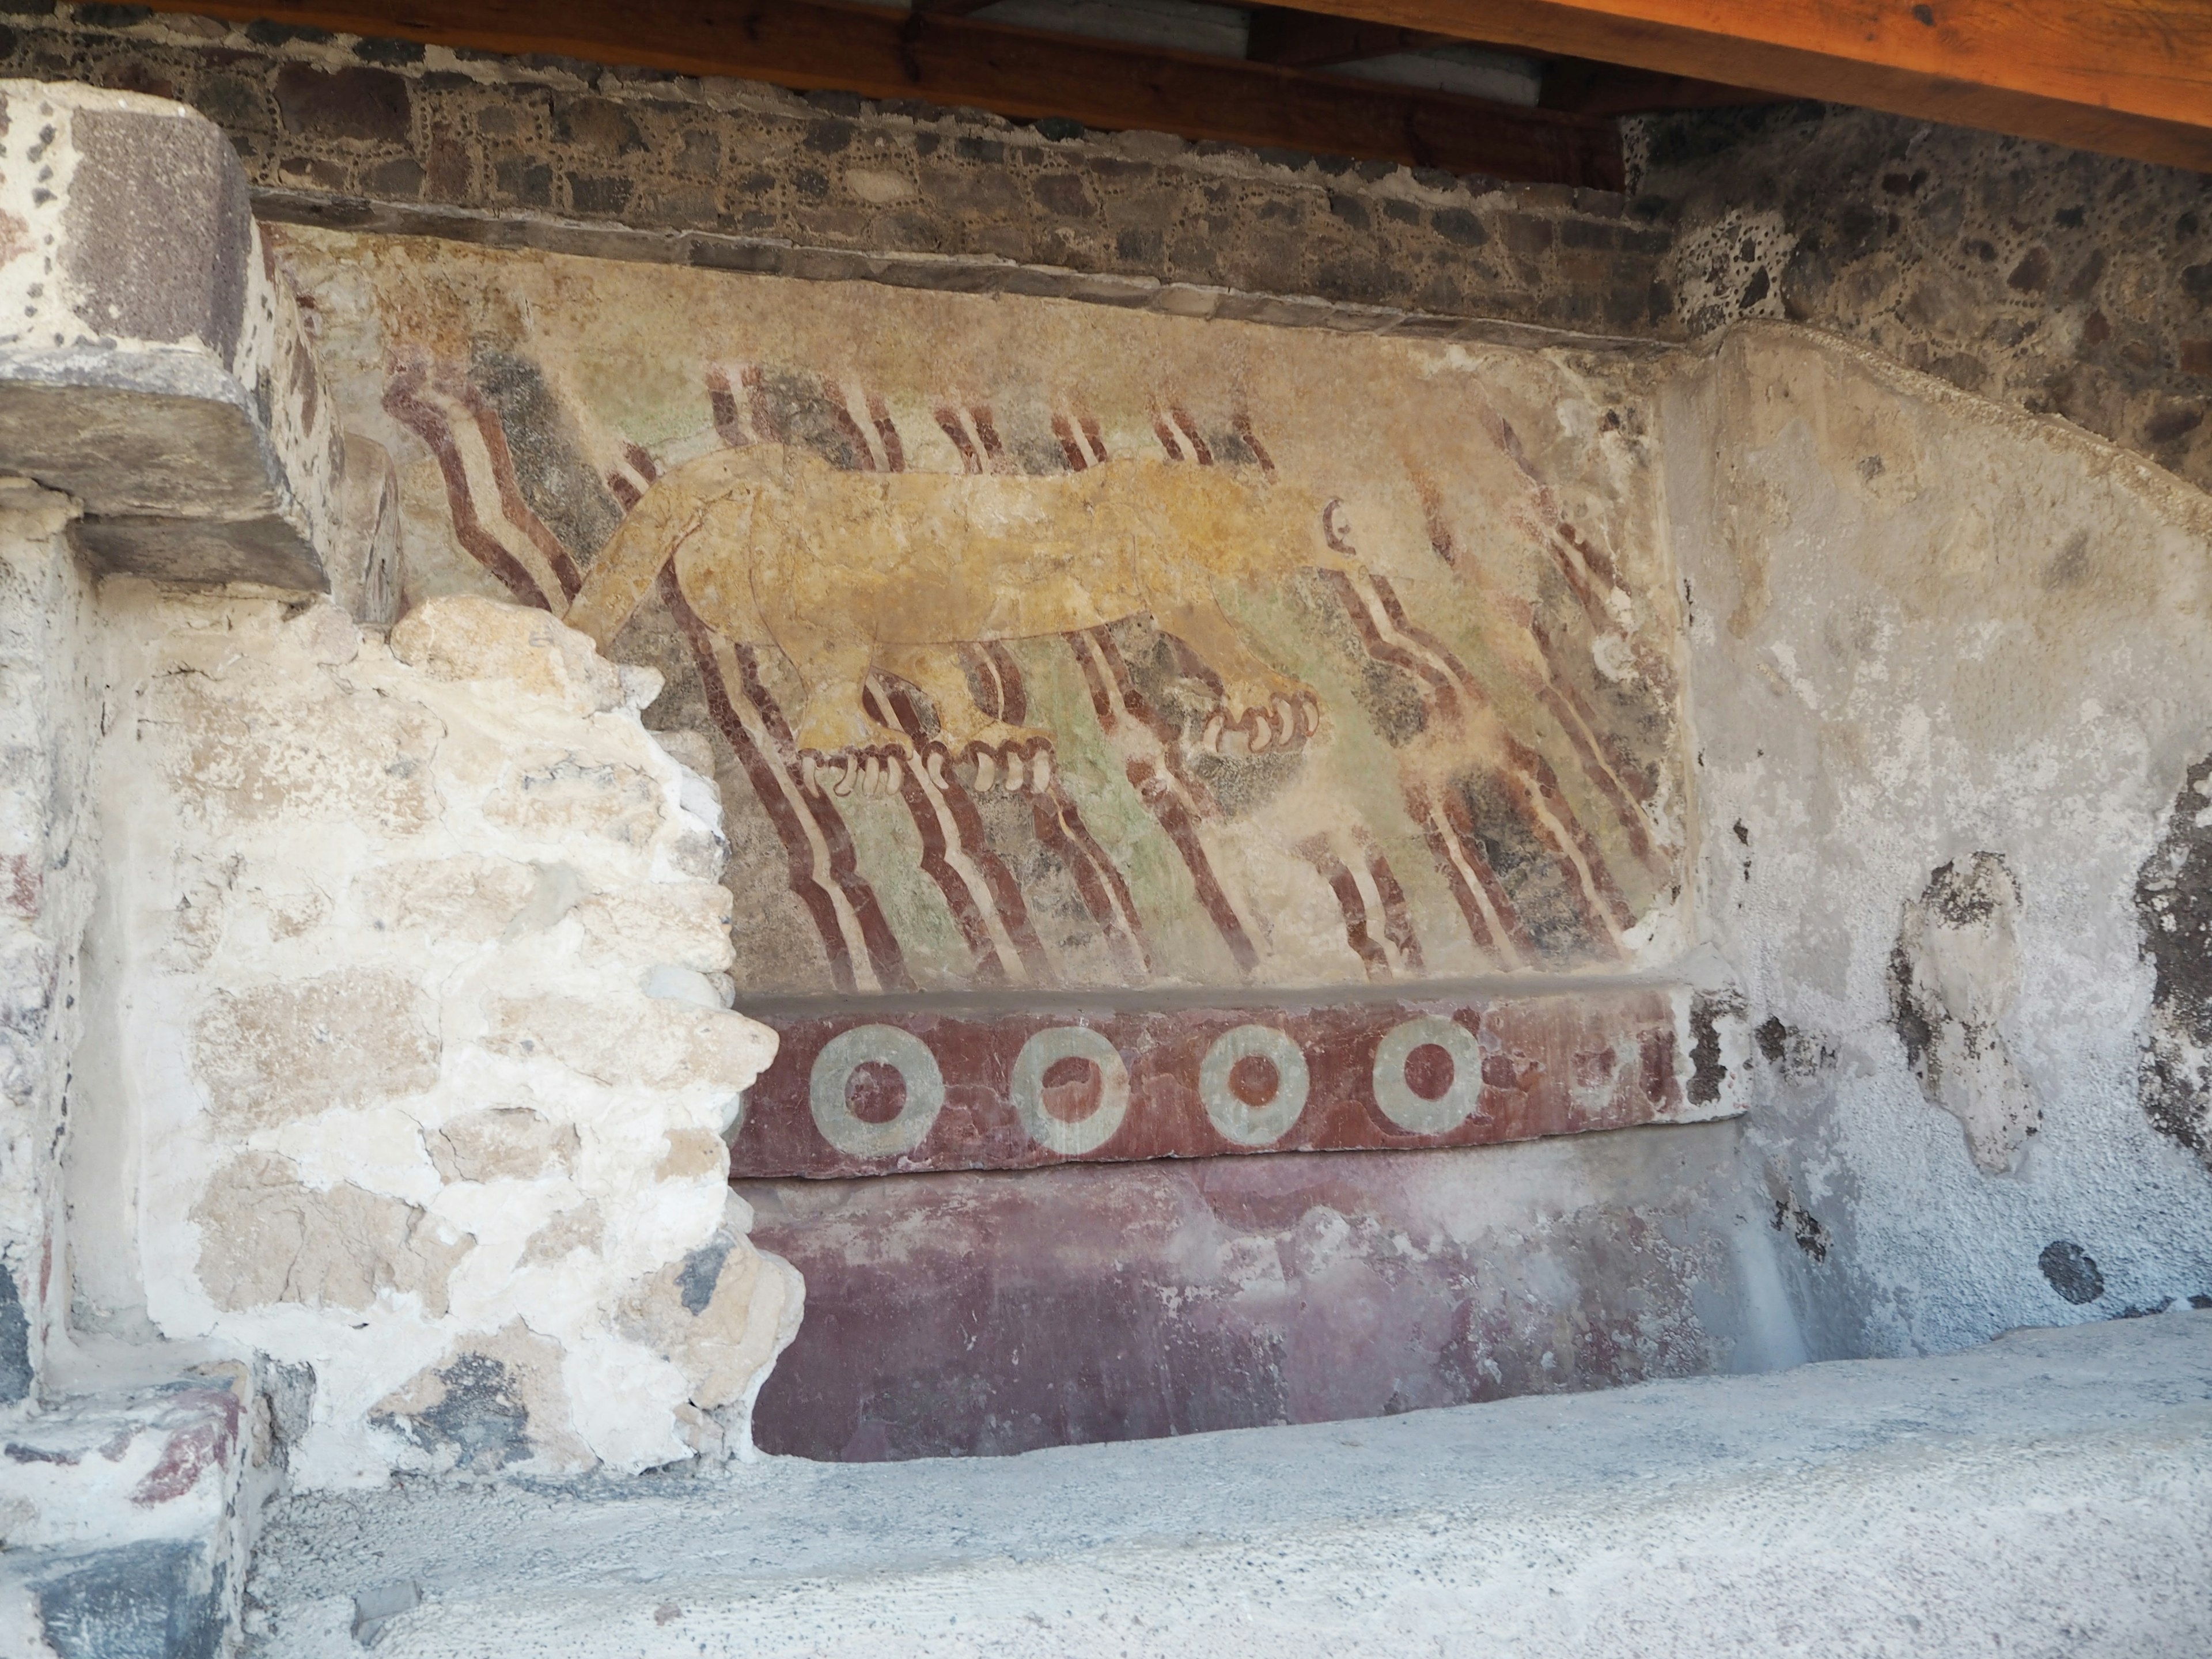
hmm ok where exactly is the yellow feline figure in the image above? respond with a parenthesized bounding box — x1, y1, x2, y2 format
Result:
(568, 443, 1354, 792)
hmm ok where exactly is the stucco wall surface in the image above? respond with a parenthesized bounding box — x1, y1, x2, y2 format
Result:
(1670, 324, 2212, 1358)
(0, 484, 97, 1407)
(76, 588, 798, 1486)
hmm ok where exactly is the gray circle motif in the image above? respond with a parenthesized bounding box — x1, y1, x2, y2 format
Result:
(1010, 1026, 1130, 1157)
(1199, 1024, 1310, 1146)
(808, 1025, 945, 1159)
(1372, 1015, 1485, 1135)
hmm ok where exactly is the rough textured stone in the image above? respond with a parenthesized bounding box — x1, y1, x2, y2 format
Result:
(2138, 755, 2212, 1168)
(84, 589, 792, 1485)
(0, 12, 1666, 342)
(192, 1150, 473, 1316)
(191, 969, 441, 1130)
(0, 1365, 272, 1659)
(1637, 101, 2212, 497)
(0, 80, 347, 589)
(1889, 853, 2039, 1174)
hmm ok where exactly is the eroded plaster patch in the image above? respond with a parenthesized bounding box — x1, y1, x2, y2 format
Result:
(1889, 853, 2039, 1175)
(2138, 755, 2212, 1168)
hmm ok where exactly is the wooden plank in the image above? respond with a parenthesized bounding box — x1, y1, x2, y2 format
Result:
(1540, 59, 1786, 116)
(127, 0, 1623, 187)
(1244, 7, 1458, 68)
(1281, 1, 2212, 171)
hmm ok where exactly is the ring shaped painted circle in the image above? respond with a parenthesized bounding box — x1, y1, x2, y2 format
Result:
(1372, 1015, 1485, 1135)
(1199, 1024, 1310, 1147)
(1010, 1027, 1131, 1157)
(809, 1025, 945, 1160)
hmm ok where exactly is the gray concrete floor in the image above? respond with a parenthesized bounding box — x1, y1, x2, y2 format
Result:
(247, 1310, 2212, 1657)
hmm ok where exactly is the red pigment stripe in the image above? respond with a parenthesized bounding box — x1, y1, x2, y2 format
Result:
(970, 407, 1008, 468)
(1080, 414, 1107, 461)
(1033, 784, 1151, 979)
(382, 367, 552, 611)
(1317, 570, 1457, 704)
(868, 393, 904, 472)
(1368, 850, 1425, 973)
(623, 442, 660, 483)
(1505, 735, 1638, 938)
(1374, 579, 1648, 909)
(1529, 616, 1654, 804)
(867, 681, 1007, 986)
(982, 642, 1028, 725)
(1232, 412, 1274, 478)
(743, 365, 784, 444)
(658, 566, 857, 992)
(1150, 412, 1186, 460)
(706, 368, 748, 447)
(452, 378, 586, 601)
(888, 760, 1007, 987)
(1067, 631, 1115, 726)
(881, 681, 1050, 985)
(1440, 786, 1541, 959)
(1299, 835, 1389, 980)
(1414, 794, 1498, 955)
(1350, 573, 1619, 946)
(606, 472, 641, 510)
(827, 389, 879, 472)
(1415, 478, 1456, 566)
(1130, 757, 1257, 973)
(934, 406, 982, 474)
(961, 643, 1005, 723)
(1051, 412, 1087, 471)
(1527, 675, 1657, 865)
(1055, 788, 1149, 972)
(1483, 403, 1624, 592)
(733, 644, 914, 993)
(1170, 406, 1213, 465)
(1487, 743, 1628, 950)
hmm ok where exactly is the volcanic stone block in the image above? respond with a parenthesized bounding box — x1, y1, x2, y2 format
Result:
(0, 81, 343, 589)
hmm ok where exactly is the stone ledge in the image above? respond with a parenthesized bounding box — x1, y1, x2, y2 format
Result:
(243, 1310, 2212, 1656)
(0, 1365, 270, 1659)
(0, 81, 342, 592)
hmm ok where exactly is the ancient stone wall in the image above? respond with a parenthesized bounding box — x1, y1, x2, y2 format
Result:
(78, 588, 798, 1483)
(0, 4, 1668, 338)
(1668, 324, 2212, 1358)
(1637, 103, 2212, 499)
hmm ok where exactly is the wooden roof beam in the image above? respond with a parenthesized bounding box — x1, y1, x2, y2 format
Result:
(1243, 8, 1459, 69)
(1275, 1, 2212, 172)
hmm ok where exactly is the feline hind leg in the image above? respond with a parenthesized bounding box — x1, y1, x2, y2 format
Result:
(877, 643, 1054, 793)
(774, 631, 906, 797)
(1153, 596, 1320, 753)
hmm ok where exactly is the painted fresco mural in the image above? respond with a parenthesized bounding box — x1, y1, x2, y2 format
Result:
(276, 230, 1711, 1184)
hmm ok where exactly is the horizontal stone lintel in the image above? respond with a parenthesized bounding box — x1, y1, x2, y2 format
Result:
(0, 84, 343, 593)
(0, 350, 328, 590)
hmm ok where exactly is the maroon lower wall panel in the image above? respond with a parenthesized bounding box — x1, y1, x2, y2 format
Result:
(738, 1127, 1754, 1462)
